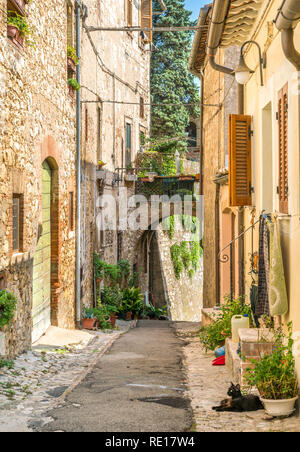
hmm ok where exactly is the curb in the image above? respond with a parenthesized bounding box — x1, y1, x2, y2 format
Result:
(49, 320, 138, 410)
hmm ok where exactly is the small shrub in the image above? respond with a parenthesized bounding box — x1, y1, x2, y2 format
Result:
(0, 290, 17, 328)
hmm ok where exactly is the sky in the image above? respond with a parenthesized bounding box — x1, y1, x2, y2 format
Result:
(184, 0, 208, 21)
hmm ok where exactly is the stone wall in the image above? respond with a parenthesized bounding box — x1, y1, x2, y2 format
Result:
(157, 224, 203, 322)
(0, 0, 77, 356)
(80, 0, 151, 307)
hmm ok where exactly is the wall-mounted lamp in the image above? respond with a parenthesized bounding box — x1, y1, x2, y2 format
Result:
(235, 41, 266, 86)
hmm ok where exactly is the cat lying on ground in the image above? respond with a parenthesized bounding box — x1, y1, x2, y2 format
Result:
(212, 383, 264, 412)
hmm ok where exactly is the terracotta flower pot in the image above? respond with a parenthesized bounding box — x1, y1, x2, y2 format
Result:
(110, 315, 118, 328)
(126, 312, 133, 321)
(67, 56, 76, 73)
(82, 318, 96, 330)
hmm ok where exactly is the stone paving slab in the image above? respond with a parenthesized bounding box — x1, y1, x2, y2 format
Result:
(183, 337, 300, 432)
(0, 320, 137, 432)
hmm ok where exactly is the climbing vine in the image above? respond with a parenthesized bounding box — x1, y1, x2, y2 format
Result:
(170, 244, 184, 280)
(170, 240, 203, 280)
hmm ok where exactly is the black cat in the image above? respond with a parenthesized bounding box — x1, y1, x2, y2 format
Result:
(212, 383, 264, 412)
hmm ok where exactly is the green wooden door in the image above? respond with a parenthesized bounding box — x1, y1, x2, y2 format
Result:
(32, 161, 51, 343)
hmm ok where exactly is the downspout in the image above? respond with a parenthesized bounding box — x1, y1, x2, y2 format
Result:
(75, 1, 84, 328)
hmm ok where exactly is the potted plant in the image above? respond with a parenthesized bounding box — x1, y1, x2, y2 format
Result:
(0, 290, 17, 329)
(120, 288, 143, 321)
(67, 45, 79, 73)
(244, 323, 299, 417)
(67, 78, 80, 96)
(93, 304, 112, 330)
(7, 10, 35, 50)
(82, 307, 97, 330)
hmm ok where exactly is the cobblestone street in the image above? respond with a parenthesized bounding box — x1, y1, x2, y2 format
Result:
(183, 336, 300, 433)
(0, 321, 136, 432)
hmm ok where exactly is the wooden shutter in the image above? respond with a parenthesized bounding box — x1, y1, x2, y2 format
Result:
(229, 114, 252, 207)
(278, 83, 288, 214)
(127, 0, 133, 27)
(141, 0, 153, 43)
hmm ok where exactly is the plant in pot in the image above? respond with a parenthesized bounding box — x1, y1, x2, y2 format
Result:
(0, 290, 17, 329)
(67, 77, 80, 96)
(82, 307, 97, 330)
(7, 10, 35, 50)
(244, 322, 299, 417)
(67, 45, 79, 72)
(101, 286, 122, 327)
(93, 304, 112, 330)
(120, 288, 144, 321)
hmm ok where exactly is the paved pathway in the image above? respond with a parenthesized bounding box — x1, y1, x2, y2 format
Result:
(38, 320, 193, 432)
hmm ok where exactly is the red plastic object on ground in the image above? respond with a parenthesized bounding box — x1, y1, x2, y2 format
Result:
(212, 356, 225, 366)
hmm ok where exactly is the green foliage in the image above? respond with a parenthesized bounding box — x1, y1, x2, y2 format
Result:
(170, 244, 184, 279)
(190, 241, 202, 270)
(82, 307, 95, 319)
(7, 11, 35, 46)
(180, 241, 191, 269)
(143, 303, 167, 319)
(100, 286, 123, 309)
(151, 0, 200, 151)
(199, 297, 253, 352)
(67, 78, 80, 91)
(0, 290, 17, 328)
(161, 155, 177, 176)
(93, 304, 114, 330)
(243, 323, 299, 400)
(67, 46, 79, 65)
(120, 288, 144, 315)
(0, 357, 14, 369)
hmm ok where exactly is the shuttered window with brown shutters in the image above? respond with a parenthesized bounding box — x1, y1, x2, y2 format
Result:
(278, 83, 289, 214)
(127, 0, 133, 27)
(229, 114, 252, 207)
(141, 0, 153, 43)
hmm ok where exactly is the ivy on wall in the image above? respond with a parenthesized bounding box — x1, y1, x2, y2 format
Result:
(170, 240, 203, 280)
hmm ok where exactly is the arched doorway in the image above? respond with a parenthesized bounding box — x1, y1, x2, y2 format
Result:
(32, 160, 53, 343)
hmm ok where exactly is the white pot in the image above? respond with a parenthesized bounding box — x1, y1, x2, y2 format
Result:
(260, 396, 298, 417)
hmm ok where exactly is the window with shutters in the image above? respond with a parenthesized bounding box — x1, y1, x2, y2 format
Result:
(229, 114, 252, 207)
(278, 83, 289, 214)
(125, 122, 132, 167)
(141, 0, 153, 43)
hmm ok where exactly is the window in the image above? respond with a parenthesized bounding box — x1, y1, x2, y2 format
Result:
(127, 0, 133, 27)
(140, 97, 145, 119)
(126, 122, 132, 167)
(278, 83, 289, 214)
(141, 0, 153, 43)
(12, 194, 23, 252)
(229, 114, 252, 207)
(186, 122, 197, 148)
(69, 192, 74, 231)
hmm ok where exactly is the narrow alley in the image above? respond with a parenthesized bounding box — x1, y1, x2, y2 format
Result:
(37, 321, 193, 433)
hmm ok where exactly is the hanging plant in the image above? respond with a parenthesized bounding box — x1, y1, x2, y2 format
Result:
(67, 46, 79, 65)
(0, 290, 17, 328)
(7, 11, 35, 47)
(67, 78, 80, 91)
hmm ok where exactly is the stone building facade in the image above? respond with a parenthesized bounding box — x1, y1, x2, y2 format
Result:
(79, 0, 151, 308)
(0, 0, 77, 356)
(0, 0, 151, 357)
(189, 6, 241, 308)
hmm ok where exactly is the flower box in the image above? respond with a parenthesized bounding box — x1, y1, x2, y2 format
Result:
(7, 25, 24, 51)
(8, 0, 29, 16)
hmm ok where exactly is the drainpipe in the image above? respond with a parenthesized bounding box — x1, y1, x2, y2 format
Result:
(75, 1, 83, 328)
(275, 0, 300, 230)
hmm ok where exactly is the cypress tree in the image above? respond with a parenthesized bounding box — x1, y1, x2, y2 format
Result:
(150, 0, 200, 151)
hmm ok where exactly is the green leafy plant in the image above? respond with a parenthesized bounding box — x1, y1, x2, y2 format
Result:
(143, 303, 167, 319)
(243, 323, 299, 400)
(82, 307, 95, 319)
(0, 290, 17, 328)
(0, 356, 14, 369)
(7, 11, 35, 46)
(100, 286, 123, 309)
(170, 244, 184, 280)
(67, 45, 79, 65)
(180, 241, 192, 269)
(199, 297, 253, 352)
(120, 288, 144, 316)
(67, 78, 80, 91)
(93, 304, 112, 330)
